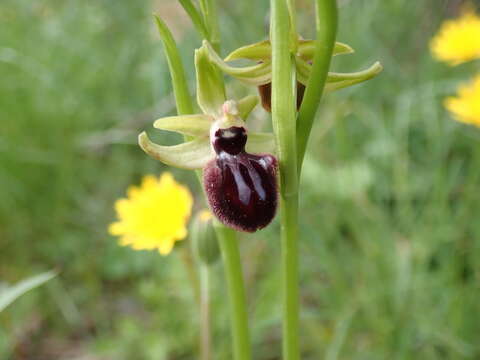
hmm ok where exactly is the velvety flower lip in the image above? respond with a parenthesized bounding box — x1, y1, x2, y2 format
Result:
(444, 74, 480, 126)
(204, 125, 278, 232)
(430, 11, 480, 66)
(109, 173, 193, 255)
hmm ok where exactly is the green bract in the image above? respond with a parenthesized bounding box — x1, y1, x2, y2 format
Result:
(202, 39, 382, 92)
(139, 43, 275, 170)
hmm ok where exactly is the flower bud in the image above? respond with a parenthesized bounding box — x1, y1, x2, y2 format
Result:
(258, 81, 306, 112)
(204, 125, 278, 232)
(190, 210, 220, 265)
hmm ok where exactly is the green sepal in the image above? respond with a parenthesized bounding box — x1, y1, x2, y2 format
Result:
(224, 39, 353, 62)
(203, 40, 272, 85)
(138, 132, 213, 170)
(296, 58, 383, 90)
(324, 61, 383, 93)
(224, 40, 272, 61)
(195, 45, 226, 116)
(297, 40, 354, 60)
(154, 114, 213, 137)
(245, 132, 276, 154)
(237, 95, 259, 120)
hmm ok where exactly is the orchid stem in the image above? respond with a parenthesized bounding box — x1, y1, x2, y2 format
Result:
(270, 0, 300, 359)
(215, 223, 252, 360)
(200, 265, 212, 360)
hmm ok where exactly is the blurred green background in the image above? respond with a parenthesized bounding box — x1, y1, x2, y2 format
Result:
(1, 0, 480, 359)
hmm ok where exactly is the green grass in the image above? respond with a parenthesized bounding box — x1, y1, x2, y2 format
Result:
(1, 0, 479, 359)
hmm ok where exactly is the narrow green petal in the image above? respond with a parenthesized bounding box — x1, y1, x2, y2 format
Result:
(237, 95, 259, 120)
(203, 40, 273, 85)
(246, 132, 276, 154)
(154, 114, 213, 137)
(297, 40, 354, 61)
(325, 61, 383, 92)
(224, 40, 272, 61)
(195, 45, 226, 116)
(138, 132, 213, 170)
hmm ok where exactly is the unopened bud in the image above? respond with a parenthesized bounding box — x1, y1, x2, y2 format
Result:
(191, 210, 220, 265)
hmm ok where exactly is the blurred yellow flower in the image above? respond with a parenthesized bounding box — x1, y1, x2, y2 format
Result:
(444, 74, 480, 126)
(109, 173, 193, 255)
(430, 12, 480, 65)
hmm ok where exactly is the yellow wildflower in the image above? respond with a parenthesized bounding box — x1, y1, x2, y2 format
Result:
(109, 173, 193, 255)
(444, 74, 480, 126)
(430, 11, 480, 65)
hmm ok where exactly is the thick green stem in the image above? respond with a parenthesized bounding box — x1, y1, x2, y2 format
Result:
(199, 265, 211, 360)
(280, 193, 299, 360)
(270, 1, 300, 359)
(296, 0, 338, 174)
(215, 223, 252, 360)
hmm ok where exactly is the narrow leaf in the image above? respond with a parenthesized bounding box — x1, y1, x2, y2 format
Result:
(0, 271, 57, 313)
(154, 15, 194, 115)
(178, 0, 209, 39)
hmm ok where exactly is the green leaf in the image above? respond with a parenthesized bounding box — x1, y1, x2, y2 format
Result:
(325, 61, 383, 92)
(237, 95, 259, 120)
(0, 270, 57, 313)
(178, 0, 209, 40)
(297, 40, 354, 60)
(246, 132, 276, 155)
(203, 40, 273, 85)
(154, 114, 213, 137)
(154, 15, 194, 115)
(139, 132, 213, 170)
(195, 44, 226, 116)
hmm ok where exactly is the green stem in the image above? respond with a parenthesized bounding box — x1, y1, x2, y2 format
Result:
(296, 0, 338, 174)
(215, 223, 252, 360)
(270, 1, 300, 359)
(199, 265, 211, 360)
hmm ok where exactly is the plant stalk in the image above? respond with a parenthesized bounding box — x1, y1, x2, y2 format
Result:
(200, 265, 212, 360)
(270, 0, 300, 359)
(215, 223, 252, 360)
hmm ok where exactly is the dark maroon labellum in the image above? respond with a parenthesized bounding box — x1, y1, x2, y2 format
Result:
(258, 81, 306, 112)
(204, 126, 278, 232)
